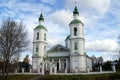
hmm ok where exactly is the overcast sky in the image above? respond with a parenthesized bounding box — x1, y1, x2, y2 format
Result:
(0, 0, 120, 62)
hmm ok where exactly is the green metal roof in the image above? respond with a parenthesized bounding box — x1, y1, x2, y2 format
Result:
(73, 6, 79, 15)
(39, 13, 44, 21)
(69, 19, 84, 25)
(34, 25, 47, 31)
(65, 35, 70, 40)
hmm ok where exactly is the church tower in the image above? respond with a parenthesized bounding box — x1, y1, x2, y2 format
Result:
(32, 13, 47, 71)
(69, 6, 86, 72)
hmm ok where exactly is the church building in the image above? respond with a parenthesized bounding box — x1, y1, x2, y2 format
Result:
(32, 6, 92, 73)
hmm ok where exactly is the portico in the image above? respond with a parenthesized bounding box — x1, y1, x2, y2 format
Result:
(48, 57, 69, 72)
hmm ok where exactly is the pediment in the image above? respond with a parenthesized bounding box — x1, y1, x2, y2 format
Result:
(48, 44, 69, 52)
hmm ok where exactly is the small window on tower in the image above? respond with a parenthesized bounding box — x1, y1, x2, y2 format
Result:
(36, 32, 39, 40)
(44, 33, 46, 40)
(44, 46, 46, 52)
(74, 42, 78, 50)
(74, 27, 77, 36)
(36, 45, 38, 52)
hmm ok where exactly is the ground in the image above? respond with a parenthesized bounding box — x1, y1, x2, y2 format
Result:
(0, 72, 120, 80)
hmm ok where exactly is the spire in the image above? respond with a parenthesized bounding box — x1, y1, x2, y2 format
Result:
(73, 6, 79, 15)
(39, 13, 44, 21)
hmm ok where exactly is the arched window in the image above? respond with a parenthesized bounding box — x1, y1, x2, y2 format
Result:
(74, 27, 77, 36)
(36, 45, 38, 52)
(36, 32, 39, 40)
(44, 33, 46, 40)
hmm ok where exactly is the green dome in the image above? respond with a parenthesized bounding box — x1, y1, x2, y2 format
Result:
(73, 6, 79, 15)
(69, 19, 84, 25)
(39, 13, 44, 21)
(65, 35, 70, 40)
(34, 25, 47, 31)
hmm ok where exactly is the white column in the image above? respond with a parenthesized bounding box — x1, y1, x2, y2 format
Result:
(75, 67, 78, 73)
(45, 63, 47, 69)
(87, 66, 90, 73)
(59, 58, 61, 71)
(100, 65, 102, 73)
(38, 67, 40, 73)
(52, 59, 54, 63)
(50, 67, 52, 74)
(54, 67, 57, 74)
(22, 68, 24, 74)
(113, 65, 116, 72)
(66, 58, 68, 70)
(30, 69, 32, 73)
(15, 69, 17, 73)
(42, 64, 44, 75)
(65, 68, 67, 74)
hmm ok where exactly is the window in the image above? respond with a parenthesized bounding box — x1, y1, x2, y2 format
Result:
(44, 33, 46, 40)
(44, 46, 46, 52)
(74, 42, 78, 50)
(36, 32, 39, 40)
(36, 45, 38, 52)
(74, 27, 77, 36)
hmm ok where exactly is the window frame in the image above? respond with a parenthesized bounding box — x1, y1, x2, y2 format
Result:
(36, 32, 39, 40)
(74, 27, 77, 36)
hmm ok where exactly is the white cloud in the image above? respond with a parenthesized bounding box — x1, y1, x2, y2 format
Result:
(47, 9, 72, 27)
(86, 39, 119, 52)
(41, 0, 56, 4)
(102, 52, 119, 61)
(65, 0, 110, 15)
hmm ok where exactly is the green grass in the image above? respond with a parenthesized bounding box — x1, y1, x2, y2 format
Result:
(0, 74, 40, 80)
(0, 72, 120, 80)
(38, 72, 120, 80)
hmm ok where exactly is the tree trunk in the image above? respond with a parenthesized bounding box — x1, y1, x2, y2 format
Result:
(2, 59, 5, 80)
(5, 59, 9, 80)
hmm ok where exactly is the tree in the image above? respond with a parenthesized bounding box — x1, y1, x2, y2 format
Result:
(22, 55, 31, 72)
(23, 55, 29, 64)
(0, 18, 28, 80)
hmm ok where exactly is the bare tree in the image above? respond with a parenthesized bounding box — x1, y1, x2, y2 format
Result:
(0, 18, 28, 80)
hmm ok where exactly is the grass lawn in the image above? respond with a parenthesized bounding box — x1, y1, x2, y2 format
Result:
(0, 74, 40, 80)
(38, 72, 120, 80)
(0, 72, 120, 80)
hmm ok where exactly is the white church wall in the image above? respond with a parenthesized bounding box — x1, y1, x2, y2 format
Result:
(32, 58, 41, 72)
(70, 56, 87, 72)
(70, 39, 84, 55)
(78, 39, 84, 55)
(87, 57, 92, 71)
(79, 56, 87, 72)
(65, 39, 70, 48)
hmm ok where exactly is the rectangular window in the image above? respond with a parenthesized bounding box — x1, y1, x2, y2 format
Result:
(44, 33, 46, 40)
(74, 42, 78, 50)
(36, 45, 38, 52)
(36, 32, 39, 40)
(74, 27, 77, 36)
(44, 46, 46, 52)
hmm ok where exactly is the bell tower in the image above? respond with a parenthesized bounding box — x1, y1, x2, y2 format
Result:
(32, 13, 47, 71)
(69, 6, 86, 72)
